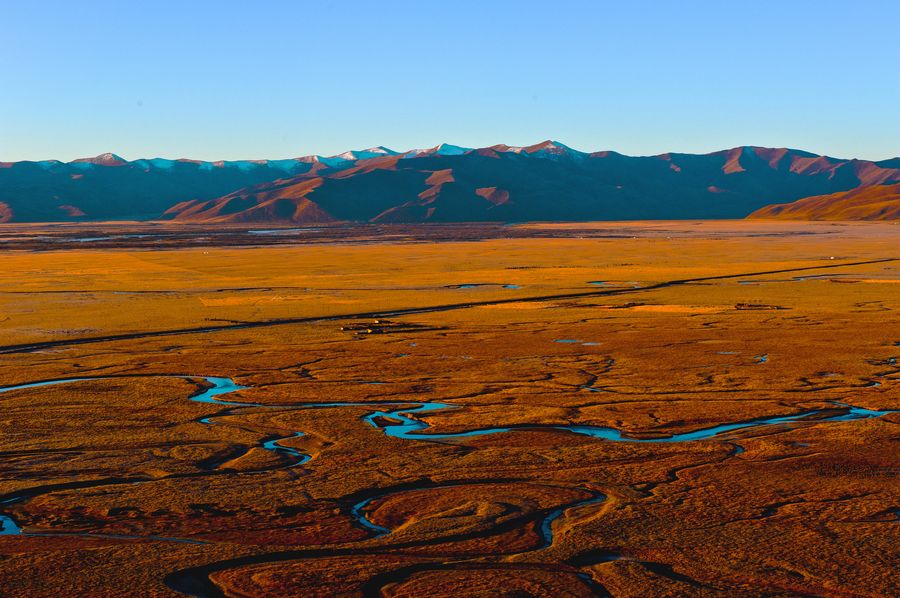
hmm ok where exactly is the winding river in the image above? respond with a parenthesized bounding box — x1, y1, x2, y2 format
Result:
(0, 374, 896, 544)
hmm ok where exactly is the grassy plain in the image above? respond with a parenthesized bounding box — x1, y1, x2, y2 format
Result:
(0, 220, 897, 597)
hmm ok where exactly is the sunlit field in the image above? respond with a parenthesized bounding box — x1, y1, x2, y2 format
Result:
(1, 221, 897, 596)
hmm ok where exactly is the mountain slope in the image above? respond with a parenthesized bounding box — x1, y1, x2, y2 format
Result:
(748, 183, 900, 220)
(165, 144, 900, 223)
(0, 154, 322, 222)
(2, 144, 898, 223)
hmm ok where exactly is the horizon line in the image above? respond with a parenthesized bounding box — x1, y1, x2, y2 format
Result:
(4, 142, 898, 165)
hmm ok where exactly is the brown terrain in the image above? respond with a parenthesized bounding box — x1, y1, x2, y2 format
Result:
(0, 220, 898, 597)
(3, 144, 898, 223)
(163, 145, 900, 224)
(750, 183, 900, 221)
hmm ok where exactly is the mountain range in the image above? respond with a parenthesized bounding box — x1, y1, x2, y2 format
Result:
(1, 142, 898, 223)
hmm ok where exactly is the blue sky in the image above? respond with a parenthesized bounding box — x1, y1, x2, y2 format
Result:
(2, 1, 898, 161)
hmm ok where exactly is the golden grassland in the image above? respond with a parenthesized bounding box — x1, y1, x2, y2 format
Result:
(0, 221, 898, 597)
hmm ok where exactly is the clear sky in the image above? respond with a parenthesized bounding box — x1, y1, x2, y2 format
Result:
(2, 0, 898, 162)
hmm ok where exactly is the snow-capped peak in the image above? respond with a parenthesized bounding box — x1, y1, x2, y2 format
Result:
(402, 143, 473, 159)
(362, 146, 397, 155)
(333, 146, 398, 161)
(434, 143, 471, 156)
(524, 140, 574, 154)
(520, 140, 585, 161)
(71, 152, 127, 166)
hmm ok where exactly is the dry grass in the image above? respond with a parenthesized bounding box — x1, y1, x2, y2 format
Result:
(0, 220, 897, 597)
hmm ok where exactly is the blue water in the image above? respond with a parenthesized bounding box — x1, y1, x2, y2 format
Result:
(538, 495, 606, 549)
(349, 497, 392, 537)
(347, 486, 607, 548)
(0, 377, 97, 393)
(186, 376, 251, 405)
(3, 375, 894, 447)
(0, 509, 22, 535)
(352, 399, 898, 444)
(0, 375, 284, 540)
(360, 402, 509, 440)
(261, 432, 310, 464)
(2, 374, 897, 542)
(0, 496, 205, 543)
(0, 374, 247, 407)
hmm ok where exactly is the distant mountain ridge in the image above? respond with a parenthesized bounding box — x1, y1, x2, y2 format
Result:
(1, 142, 898, 223)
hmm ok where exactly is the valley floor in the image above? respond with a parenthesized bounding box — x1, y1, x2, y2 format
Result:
(0, 220, 898, 597)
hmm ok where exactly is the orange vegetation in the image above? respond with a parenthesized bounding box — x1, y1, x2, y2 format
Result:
(0, 220, 897, 597)
(750, 183, 900, 220)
